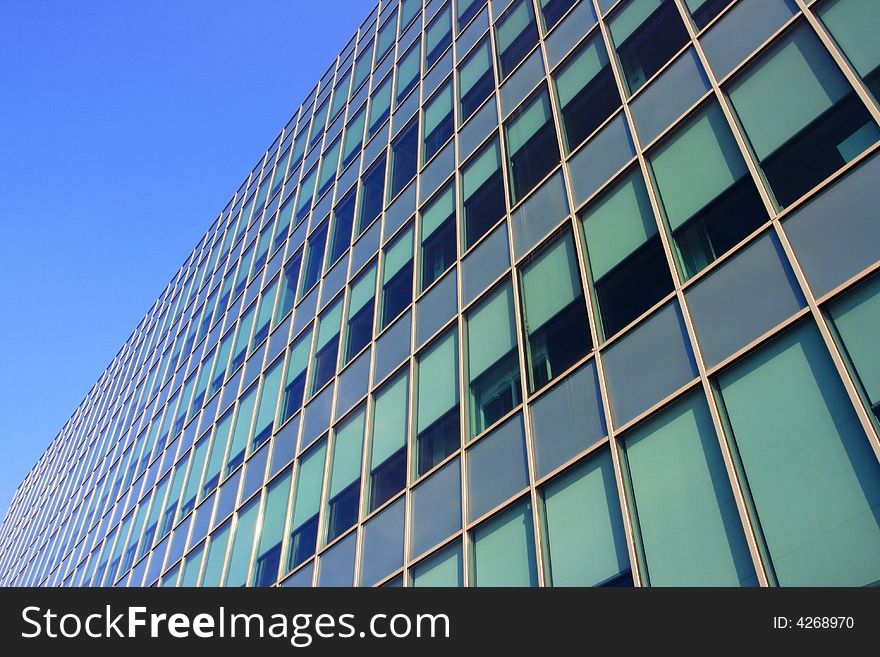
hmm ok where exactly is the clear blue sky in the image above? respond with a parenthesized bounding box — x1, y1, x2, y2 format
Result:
(0, 1, 371, 518)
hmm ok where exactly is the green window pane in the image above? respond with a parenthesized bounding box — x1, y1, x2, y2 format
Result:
(342, 107, 366, 165)
(330, 71, 351, 119)
(180, 438, 209, 513)
(610, 0, 663, 45)
(180, 544, 205, 586)
(651, 103, 748, 231)
(296, 167, 317, 218)
(729, 26, 850, 160)
(459, 40, 492, 102)
(425, 4, 452, 65)
(582, 169, 657, 281)
(201, 523, 231, 587)
(417, 330, 459, 436)
(315, 300, 343, 351)
(369, 76, 393, 132)
(329, 409, 365, 499)
(829, 274, 880, 412)
(224, 500, 259, 586)
(506, 89, 553, 155)
(520, 234, 581, 335)
(287, 442, 328, 568)
(541, 450, 630, 586)
(225, 386, 257, 475)
(623, 392, 755, 585)
(424, 82, 454, 160)
(819, 0, 880, 91)
(348, 265, 376, 321)
(421, 182, 454, 239)
(252, 360, 284, 448)
(309, 101, 329, 147)
(377, 10, 398, 61)
(411, 542, 463, 587)
(382, 226, 414, 285)
(252, 469, 292, 586)
(556, 37, 608, 108)
(472, 500, 538, 586)
(280, 329, 311, 422)
(496, 0, 537, 77)
(717, 322, 880, 586)
(317, 139, 341, 194)
(371, 372, 409, 469)
(396, 43, 421, 101)
(353, 40, 374, 91)
(461, 137, 501, 200)
(202, 412, 233, 499)
(253, 280, 278, 345)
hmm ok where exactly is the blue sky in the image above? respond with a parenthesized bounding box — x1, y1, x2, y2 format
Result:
(0, 1, 370, 518)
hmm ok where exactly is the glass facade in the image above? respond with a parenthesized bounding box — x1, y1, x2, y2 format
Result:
(2, 0, 880, 589)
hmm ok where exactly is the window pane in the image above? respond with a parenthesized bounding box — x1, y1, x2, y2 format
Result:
(538, 0, 577, 31)
(353, 39, 374, 91)
(396, 42, 421, 103)
(328, 191, 356, 265)
(280, 330, 311, 424)
(461, 137, 506, 250)
(726, 25, 880, 207)
(369, 76, 393, 135)
(554, 35, 619, 152)
(424, 81, 454, 162)
(380, 226, 414, 329)
(580, 168, 673, 339)
(252, 469, 291, 586)
(275, 252, 302, 324)
(457, 0, 485, 30)
(420, 183, 457, 291)
(459, 39, 496, 122)
(649, 102, 768, 279)
(330, 70, 351, 119)
(717, 322, 880, 585)
(201, 522, 231, 586)
(541, 449, 631, 586)
(326, 408, 365, 543)
(472, 500, 538, 586)
(411, 542, 463, 586)
(300, 222, 329, 295)
(426, 4, 452, 68)
(345, 264, 377, 363)
(389, 120, 419, 199)
(224, 499, 259, 586)
(369, 371, 409, 511)
(317, 531, 357, 586)
(505, 88, 560, 202)
(342, 107, 366, 168)
(496, 0, 539, 79)
(251, 360, 283, 452)
(376, 10, 398, 62)
(467, 414, 528, 520)
(609, 0, 690, 95)
(360, 496, 405, 585)
(828, 274, 880, 421)
(411, 458, 462, 557)
(286, 441, 327, 571)
(357, 155, 387, 234)
(466, 283, 522, 437)
(416, 330, 460, 475)
(296, 167, 317, 223)
(684, 0, 735, 30)
(819, 0, 880, 100)
(312, 300, 342, 395)
(225, 386, 257, 475)
(623, 392, 755, 585)
(317, 138, 340, 197)
(519, 233, 591, 392)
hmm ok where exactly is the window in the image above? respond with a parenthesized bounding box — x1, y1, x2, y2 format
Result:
(225, 386, 257, 474)
(309, 100, 329, 148)
(318, 532, 357, 586)
(459, 38, 495, 122)
(519, 233, 591, 392)
(649, 103, 768, 279)
(580, 168, 673, 339)
(541, 449, 631, 586)
(286, 441, 327, 571)
(368, 371, 409, 511)
(252, 469, 292, 586)
(471, 500, 538, 586)
(328, 192, 356, 266)
(202, 412, 232, 498)
(329, 70, 351, 120)
(224, 500, 258, 586)
(423, 81, 454, 163)
(467, 414, 529, 519)
(275, 251, 301, 324)
(295, 167, 318, 224)
(425, 3, 452, 69)
(819, 0, 880, 100)
(461, 137, 506, 250)
(726, 25, 879, 207)
(389, 120, 419, 200)
(311, 300, 343, 395)
(457, 0, 485, 31)
(376, 10, 398, 62)
(420, 184, 457, 291)
(683, 0, 735, 30)
(554, 35, 620, 152)
(275, 193, 295, 252)
(251, 279, 278, 347)
(466, 283, 522, 437)
(316, 138, 340, 198)
(201, 522, 231, 586)
(357, 154, 387, 234)
(369, 75, 393, 136)
(505, 87, 560, 202)
(716, 322, 880, 585)
(360, 497, 405, 585)
(537, 0, 577, 32)
(229, 305, 256, 373)
(341, 107, 366, 169)
(416, 330, 460, 475)
(325, 409, 365, 543)
(401, 0, 420, 28)
(396, 42, 421, 104)
(495, 0, 539, 79)
(622, 392, 755, 585)
(251, 360, 283, 451)
(299, 221, 328, 295)
(380, 226, 414, 329)
(353, 39, 374, 92)
(828, 273, 880, 421)
(344, 264, 376, 363)
(280, 330, 311, 424)
(411, 542, 463, 586)
(608, 0, 690, 95)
